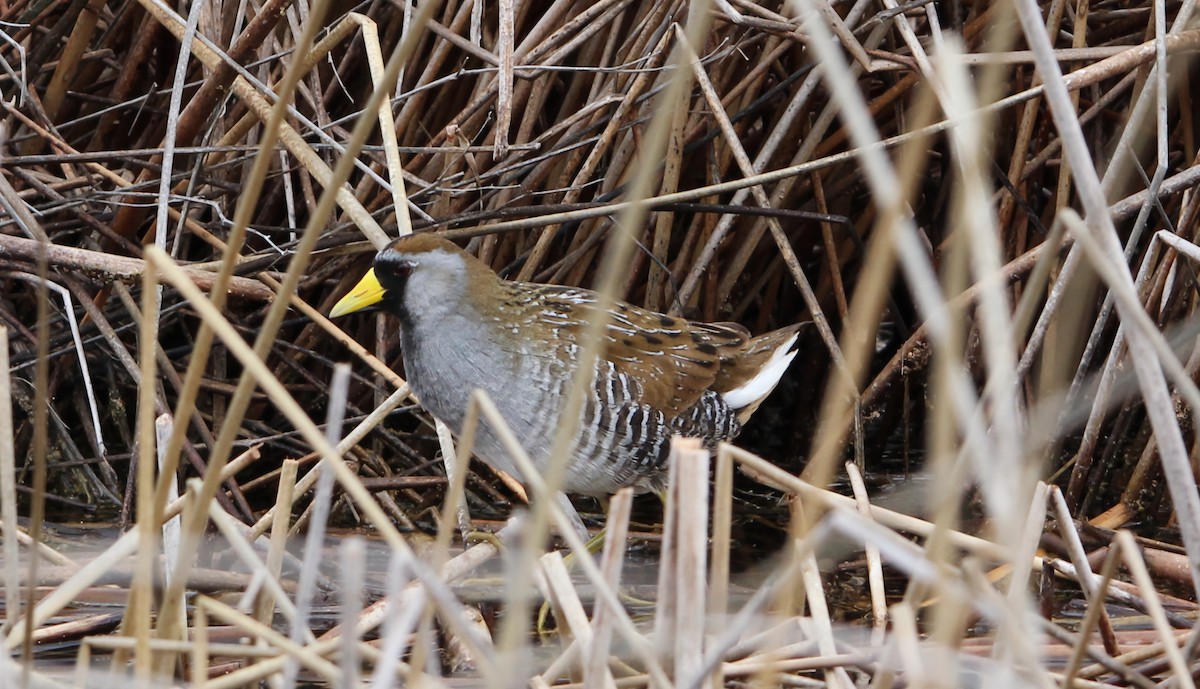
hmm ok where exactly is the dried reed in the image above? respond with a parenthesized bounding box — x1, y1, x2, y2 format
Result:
(2, 0, 1200, 686)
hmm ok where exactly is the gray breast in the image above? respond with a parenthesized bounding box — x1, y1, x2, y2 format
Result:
(399, 311, 571, 483)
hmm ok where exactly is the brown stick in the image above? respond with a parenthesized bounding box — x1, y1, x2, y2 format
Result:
(0, 234, 275, 301)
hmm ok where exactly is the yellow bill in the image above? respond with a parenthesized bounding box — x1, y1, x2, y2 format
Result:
(330, 268, 386, 317)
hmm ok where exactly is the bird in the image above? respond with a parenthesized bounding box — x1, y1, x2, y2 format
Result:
(330, 233, 803, 498)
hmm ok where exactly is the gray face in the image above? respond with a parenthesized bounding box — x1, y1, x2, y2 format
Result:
(374, 247, 467, 326)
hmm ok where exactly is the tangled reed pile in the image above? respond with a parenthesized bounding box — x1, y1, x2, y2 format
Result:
(3, 0, 1200, 686)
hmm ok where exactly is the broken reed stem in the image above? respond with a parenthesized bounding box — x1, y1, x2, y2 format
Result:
(845, 462, 887, 641)
(672, 438, 709, 681)
(125, 255, 160, 682)
(0, 326, 18, 635)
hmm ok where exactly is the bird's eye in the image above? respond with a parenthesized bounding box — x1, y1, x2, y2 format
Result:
(375, 256, 416, 290)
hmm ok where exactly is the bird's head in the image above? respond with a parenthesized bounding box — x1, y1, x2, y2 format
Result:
(330, 234, 487, 323)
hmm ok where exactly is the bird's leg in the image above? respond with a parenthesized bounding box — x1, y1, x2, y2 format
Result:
(555, 491, 590, 541)
(538, 495, 612, 633)
(609, 491, 669, 608)
(575, 495, 611, 556)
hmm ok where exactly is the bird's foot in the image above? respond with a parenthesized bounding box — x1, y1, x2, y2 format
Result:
(463, 529, 505, 550)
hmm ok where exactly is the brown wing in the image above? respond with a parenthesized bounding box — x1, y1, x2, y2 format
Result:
(591, 304, 748, 415)
(528, 285, 751, 415)
(605, 308, 748, 414)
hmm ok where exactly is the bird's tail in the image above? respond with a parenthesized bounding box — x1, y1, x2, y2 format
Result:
(716, 323, 805, 423)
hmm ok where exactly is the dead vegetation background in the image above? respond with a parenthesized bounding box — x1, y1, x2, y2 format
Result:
(2, 0, 1200, 686)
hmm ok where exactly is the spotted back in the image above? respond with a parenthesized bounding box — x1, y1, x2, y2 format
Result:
(514, 285, 748, 417)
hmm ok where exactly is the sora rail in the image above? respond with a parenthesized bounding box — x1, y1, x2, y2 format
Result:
(331, 233, 801, 497)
